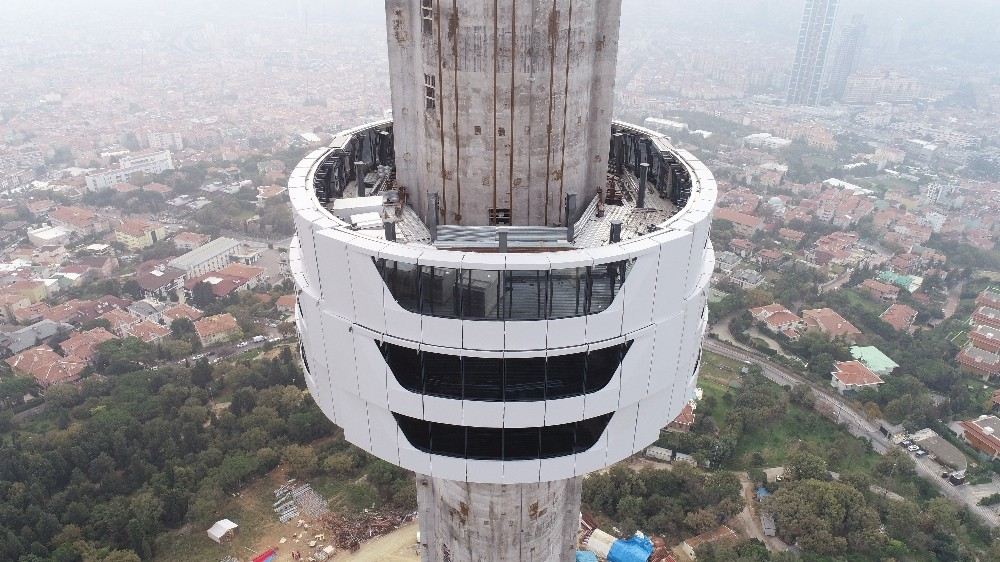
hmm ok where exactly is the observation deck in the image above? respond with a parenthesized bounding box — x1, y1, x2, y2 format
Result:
(287, 119, 716, 485)
(299, 120, 701, 251)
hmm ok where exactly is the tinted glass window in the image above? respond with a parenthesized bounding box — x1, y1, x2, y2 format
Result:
(380, 260, 634, 321)
(380, 342, 421, 393)
(466, 426, 503, 459)
(548, 267, 587, 319)
(588, 262, 625, 314)
(503, 356, 546, 401)
(584, 342, 631, 393)
(381, 342, 629, 402)
(546, 351, 587, 399)
(505, 270, 548, 320)
(574, 414, 613, 454)
(380, 259, 421, 312)
(461, 270, 503, 319)
(422, 350, 462, 398)
(421, 267, 461, 318)
(393, 413, 613, 460)
(463, 357, 503, 401)
(504, 427, 540, 461)
(429, 422, 466, 457)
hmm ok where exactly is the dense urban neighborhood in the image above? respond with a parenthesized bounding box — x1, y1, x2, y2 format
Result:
(2, 1, 1000, 562)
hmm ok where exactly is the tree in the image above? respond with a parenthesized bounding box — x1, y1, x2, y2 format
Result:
(191, 281, 216, 308)
(283, 444, 319, 478)
(190, 358, 213, 388)
(784, 450, 828, 481)
(764, 480, 880, 555)
(170, 318, 195, 338)
(229, 387, 257, 415)
(121, 279, 143, 300)
(45, 384, 80, 409)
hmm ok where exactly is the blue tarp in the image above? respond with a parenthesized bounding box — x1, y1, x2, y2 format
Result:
(607, 533, 654, 562)
(575, 551, 599, 562)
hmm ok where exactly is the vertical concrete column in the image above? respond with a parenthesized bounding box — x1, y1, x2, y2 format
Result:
(385, 0, 624, 227)
(416, 475, 583, 562)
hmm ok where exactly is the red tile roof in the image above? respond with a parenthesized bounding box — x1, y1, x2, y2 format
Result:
(6, 346, 87, 387)
(832, 360, 884, 387)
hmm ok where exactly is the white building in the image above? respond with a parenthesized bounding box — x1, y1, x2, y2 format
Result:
(743, 133, 792, 150)
(168, 237, 241, 278)
(85, 150, 174, 191)
(146, 131, 184, 151)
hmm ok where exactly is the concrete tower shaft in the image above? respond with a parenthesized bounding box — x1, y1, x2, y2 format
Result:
(386, 0, 622, 227)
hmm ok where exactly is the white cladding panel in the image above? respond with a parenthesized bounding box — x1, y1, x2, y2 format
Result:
(289, 123, 717, 483)
(314, 229, 356, 319)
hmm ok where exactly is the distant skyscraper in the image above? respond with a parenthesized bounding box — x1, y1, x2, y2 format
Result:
(787, 0, 839, 106)
(826, 14, 866, 102)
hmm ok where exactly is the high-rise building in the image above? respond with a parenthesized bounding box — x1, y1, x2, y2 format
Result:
(825, 14, 866, 102)
(787, 0, 839, 106)
(289, 2, 716, 561)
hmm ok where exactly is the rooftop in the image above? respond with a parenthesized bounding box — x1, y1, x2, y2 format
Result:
(832, 360, 884, 387)
(169, 237, 241, 270)
(850, 345, 899, 374)
(300, 120, 709, 253)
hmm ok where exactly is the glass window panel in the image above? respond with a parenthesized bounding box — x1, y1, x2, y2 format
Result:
(504, 427, 540, 461)
(381, 342, 422, 393)
(383, 260, 421, 313)
(461, 270, 503, 320)
(466, 426, 503, 459)
(503, 356, 546, 401)
(393, 414, 612, 460)
(429, 422, 466, 457)
(584, 343, 629, 394)
(505, 270, 548, 320)
(462, 356, 503, 401)
(546, 352, 587, 399)
(539, 421, 577, 459)
(422, 350, 463, 398)
(420, 267, 461, 318)
(548, 267, 586, 319)
(574, 414, 613, 453)
(587, 261, 627, 314)
(394, 414, 432, 453)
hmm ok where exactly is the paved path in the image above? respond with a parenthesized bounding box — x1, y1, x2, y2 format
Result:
(819, 269, 852, 294)
(730, 473, 788, 552)
(703, 338, 1000, 527)
(942, 280, 966, 320)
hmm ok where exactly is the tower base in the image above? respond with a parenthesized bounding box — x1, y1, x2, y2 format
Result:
(416, 474, 582, 562)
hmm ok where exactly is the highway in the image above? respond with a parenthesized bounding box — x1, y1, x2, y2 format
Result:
(702, 338, 1000, 527)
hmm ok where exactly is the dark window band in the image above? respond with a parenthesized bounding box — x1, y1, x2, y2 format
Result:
(379, 341, 632, 402)
(393, 412, 613, 460)
(375, 259, 634, 321)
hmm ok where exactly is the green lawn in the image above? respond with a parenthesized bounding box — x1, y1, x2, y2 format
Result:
(698, 375, 879, 475)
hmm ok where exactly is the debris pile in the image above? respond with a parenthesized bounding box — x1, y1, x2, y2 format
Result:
(319, 509, 416, 552)
(273, 480, 329, 522)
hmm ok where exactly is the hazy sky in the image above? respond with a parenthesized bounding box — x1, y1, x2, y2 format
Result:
(2, 1, 998, 69)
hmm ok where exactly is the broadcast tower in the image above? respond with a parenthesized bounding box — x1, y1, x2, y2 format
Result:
(288, 2, 716, 560)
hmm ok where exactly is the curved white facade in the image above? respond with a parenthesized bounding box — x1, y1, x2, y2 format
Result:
(289, 121, 716, 485)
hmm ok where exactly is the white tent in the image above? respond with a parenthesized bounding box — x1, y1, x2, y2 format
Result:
(207, 519, 239, 544)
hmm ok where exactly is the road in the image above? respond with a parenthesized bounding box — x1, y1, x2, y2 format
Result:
(731, 473, 788, 552)
(819, 269, 852, 294)
(703, 338, 1000, 527)
(942, 280, 966, 320)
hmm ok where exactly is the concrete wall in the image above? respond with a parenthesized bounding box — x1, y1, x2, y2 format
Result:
(416, 475, 581, 562)
(385, 0, 623, 227)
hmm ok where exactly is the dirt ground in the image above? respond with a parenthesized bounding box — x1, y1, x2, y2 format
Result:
(330, 521, 420, 562)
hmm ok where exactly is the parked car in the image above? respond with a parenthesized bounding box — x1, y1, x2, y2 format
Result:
(907, 445, 920, 452)
(915, 450, 927, 457)
(901, 440, 913, 447)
